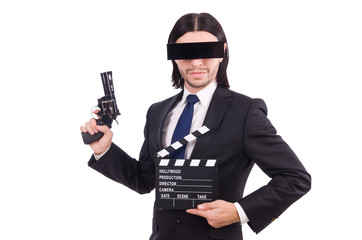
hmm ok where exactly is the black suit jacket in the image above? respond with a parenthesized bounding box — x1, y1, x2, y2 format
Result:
(88, 86, 311, 240)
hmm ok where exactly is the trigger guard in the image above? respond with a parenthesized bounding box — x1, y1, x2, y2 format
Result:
(91, 106, 101, 119)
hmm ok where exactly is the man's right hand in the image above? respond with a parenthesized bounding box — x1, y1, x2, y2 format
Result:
(80, 114, 113, 156)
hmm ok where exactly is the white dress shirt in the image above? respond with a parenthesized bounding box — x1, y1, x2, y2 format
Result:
(95, 80, 249, 225)
(162, 81, 217, 159)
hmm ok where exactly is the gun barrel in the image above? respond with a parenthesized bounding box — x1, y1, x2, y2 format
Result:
(100, 71, 115, 96)
(99, 71, 120, 120)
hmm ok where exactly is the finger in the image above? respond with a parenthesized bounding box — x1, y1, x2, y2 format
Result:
(80, 126, 87, 133)
(186, 209, 208, 218)
(95, 124, 110, 133)
(85, 121, 95, 135)
(89, 118, 97, 128)
(89, 118, 99, 133)
(197, 201, 218, 211)
(92, 109, 100, 114)
(92, 109, 102, 119)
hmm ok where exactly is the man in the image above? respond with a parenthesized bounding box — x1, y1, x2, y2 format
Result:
(81, 13, 311, 240)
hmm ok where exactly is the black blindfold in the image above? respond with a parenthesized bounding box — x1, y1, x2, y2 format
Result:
(167, 42, 224, 60)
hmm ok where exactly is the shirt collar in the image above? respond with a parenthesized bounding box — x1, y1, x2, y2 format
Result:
(181, 80, 217, 107)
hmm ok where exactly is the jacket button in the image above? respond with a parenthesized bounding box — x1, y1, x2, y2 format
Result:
(175, 219, 182, 227)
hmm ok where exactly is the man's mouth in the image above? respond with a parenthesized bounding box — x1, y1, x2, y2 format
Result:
(187, 69, 208, 77)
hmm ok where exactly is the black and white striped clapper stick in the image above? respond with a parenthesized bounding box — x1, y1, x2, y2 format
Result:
(156, 125, 210, 159)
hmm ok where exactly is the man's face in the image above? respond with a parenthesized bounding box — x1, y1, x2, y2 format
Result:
(175, 31, 224, 93)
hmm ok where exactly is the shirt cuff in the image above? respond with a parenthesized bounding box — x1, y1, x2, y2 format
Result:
(94, 146, 111, 160)
(233, 202, 249, 225)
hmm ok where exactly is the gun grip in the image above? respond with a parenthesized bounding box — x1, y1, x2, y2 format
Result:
(82, 131, 104, 145)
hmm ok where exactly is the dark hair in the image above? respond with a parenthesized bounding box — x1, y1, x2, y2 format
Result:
(168, 13, 230, 89)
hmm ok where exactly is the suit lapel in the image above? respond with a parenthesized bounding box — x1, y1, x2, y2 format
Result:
(155, 91, 183, 150)
(190, 87, 232, 158)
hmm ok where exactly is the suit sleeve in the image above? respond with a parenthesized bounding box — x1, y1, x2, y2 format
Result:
(87, 108, 155, 194)
(238, 99, 311, 234)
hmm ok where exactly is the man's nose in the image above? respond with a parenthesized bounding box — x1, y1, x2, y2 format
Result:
(190, 59, 203, 67)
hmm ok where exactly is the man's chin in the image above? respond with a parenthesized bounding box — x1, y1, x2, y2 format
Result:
(185, 79, 212, 89)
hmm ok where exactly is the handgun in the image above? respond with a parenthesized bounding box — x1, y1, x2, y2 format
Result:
(82, 71, 120, 144)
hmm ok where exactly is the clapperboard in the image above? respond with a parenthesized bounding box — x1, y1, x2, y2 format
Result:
(155, 126, 218, 210)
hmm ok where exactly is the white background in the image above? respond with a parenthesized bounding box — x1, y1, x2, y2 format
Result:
(1, 0, 361, 239)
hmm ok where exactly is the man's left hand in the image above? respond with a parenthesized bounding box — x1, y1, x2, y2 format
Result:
(186, 200, 240, 228)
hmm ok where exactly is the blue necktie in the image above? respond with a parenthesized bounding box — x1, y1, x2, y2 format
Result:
(169, 94, 199, 159)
